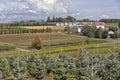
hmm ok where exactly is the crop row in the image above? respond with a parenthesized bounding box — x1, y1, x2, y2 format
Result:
(0, 28, 51, 35)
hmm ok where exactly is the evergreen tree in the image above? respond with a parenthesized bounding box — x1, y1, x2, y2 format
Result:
(0, 57, 9, 80)
(100, 51, 120, 80)
(47, 17, 51, 22)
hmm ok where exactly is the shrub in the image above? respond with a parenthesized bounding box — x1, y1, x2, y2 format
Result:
(81, 26, 96, 38)
(94, 28, 104, 38)
(32, 35, 42, 49)
(0, 44, 16, 51)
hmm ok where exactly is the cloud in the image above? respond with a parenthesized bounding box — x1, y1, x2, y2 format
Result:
(0, 0, 120, 22)
(20, 0, 67, 13)
(0, 14, 5, 19)
(100, 14, 110, 19)
(0, 4, 7, 12)
(0, 0, 68, 22)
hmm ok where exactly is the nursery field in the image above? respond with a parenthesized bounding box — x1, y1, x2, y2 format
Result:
(0, 33, 119, 80)
(0, 33, 120, 57)
(0, 33, 88, 48)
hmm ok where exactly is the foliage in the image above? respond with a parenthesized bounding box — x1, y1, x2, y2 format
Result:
(102, 30, 108, 38)
(52, 58, 67, 80)
(0, 57, 9, 80)
(0, 44, 16, 51)
(81, 26, 96, 38)
(27, 55, 47, 79)
(64, 26, 71, 34)
(9, 57, 28, 80)
(94, 28, 104, 38)
(0, 50, 119, 80)
(32, 35, 42, 49)
(109, 27, 118, 32)
(112, 32, 120, 39)
(47, 16, 76, 22)
(99, 19, 120, 23)
(75, 49, 90, 80)
(77, 18, 92, 22)
(0, 20, 47, 26)
(99, 51, 120, 80)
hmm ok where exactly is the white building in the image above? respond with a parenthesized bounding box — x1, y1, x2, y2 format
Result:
(72, 26, 83, 33)
(47, 22, 85, 27)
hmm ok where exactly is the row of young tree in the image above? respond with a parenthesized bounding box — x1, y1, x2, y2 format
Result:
(81, 26, 120, 39)
(0, 28, 51, 35)
(0, 49, 119, 80)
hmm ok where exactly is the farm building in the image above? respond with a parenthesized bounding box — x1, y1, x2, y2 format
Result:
(108, 31, 114, 35)
(47, 22, 88, 27)
(93, 21, 105, 29)
(72, 26, 83, 33)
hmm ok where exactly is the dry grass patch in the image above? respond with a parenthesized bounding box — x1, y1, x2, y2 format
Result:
(20, 26, 64, 31)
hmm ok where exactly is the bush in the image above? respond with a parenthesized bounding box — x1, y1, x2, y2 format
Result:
(0, 44, 16, 51)
(112, 32, 120, 39)
(32, 35, 42, 49)
(81, 26, 96, 38)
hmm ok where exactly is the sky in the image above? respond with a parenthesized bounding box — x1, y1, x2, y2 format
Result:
(0, 0, 120, 23)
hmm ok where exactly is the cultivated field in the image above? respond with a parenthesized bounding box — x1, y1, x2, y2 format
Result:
(0, 33, 87, 48)
(0, 33, 120, 57)
(0, 33, 119, 80)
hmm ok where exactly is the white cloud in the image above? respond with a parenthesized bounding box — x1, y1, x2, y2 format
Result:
(100, 14, 110, 19)
(0, 14, 5, 19)
(0, 4, 6, 11)
(0, 0, 119, 23)
(0, 0, 68, 22)
(44, 0, 56, 4)
(0, 0, 67, 14)
(0, 14, 20, 20)
(28, 10, 37, 14)
(10, 2, 29, 10)
(0, 8, 3, 12)
(22, 0, 67, 13)
(83, 16, 94, 19)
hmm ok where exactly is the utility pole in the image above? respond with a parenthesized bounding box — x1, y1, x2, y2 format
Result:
(48, 33, 50, 54)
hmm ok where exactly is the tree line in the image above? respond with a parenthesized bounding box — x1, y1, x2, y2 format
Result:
(47, 16, 76, 22)
(0, 20, 48, 26)
(0, 17, 120, 27)
(99, 19, 120, 23)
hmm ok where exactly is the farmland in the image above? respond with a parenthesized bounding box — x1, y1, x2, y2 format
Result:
(0, 26, 119, 80)
(0, 0, 120, 79)
(0, 47, 119, 80)
(0, 32, 120, 57)
(0, 25, 119, 80)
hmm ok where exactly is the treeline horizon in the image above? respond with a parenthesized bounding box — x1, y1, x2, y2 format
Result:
(0, 16, 120, 26)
